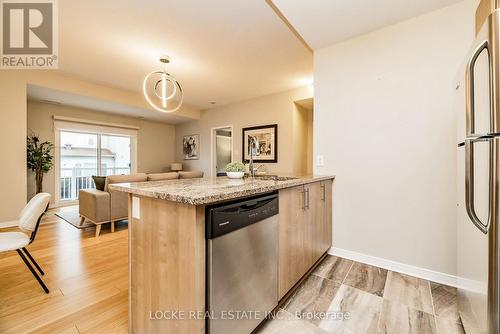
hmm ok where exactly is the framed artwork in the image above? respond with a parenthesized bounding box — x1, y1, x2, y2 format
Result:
(183, 134, 200, 160)
(242, 124, 277, 163)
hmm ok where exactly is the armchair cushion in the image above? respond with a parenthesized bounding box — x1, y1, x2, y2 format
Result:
(79, 189, 110, 223)
(178, 171, 204, 179)
(104, 173, 148, 191)
(109, 189, 129, 220)
(147, 172, 179, 181)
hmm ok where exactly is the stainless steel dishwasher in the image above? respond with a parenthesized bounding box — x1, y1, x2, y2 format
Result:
(206, 192, 279, 334)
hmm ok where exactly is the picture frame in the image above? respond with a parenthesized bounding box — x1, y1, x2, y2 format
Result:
(242, 124, 278, 163)
(183, 134, 200, 160)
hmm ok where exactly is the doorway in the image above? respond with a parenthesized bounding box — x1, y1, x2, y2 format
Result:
(293, 98, 313, 175)
(211, 126, 233, 178)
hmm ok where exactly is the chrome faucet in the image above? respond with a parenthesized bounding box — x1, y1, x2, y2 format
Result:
(249, 136, 258, 178)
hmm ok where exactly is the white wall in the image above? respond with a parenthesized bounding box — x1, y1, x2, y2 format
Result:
(314, 0, 476, 275)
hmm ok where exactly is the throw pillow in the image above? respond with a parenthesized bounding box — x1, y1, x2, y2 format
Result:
(92, 175, 106, 191)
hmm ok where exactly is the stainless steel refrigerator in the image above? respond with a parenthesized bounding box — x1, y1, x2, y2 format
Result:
(457, 9, 500, 334)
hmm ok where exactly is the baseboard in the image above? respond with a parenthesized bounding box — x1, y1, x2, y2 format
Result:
(51, 201, 78, 209)
(0, 221, 18, 228)
(457, 277, 486, 294)
(329, 247, 458, 287)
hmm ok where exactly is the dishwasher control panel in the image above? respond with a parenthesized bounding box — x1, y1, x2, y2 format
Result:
(205, 191, 279, 239)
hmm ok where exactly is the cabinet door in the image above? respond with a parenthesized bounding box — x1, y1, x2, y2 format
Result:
(308, 181, 333, 265)
(278, 185, 308, 299)
(308, 181, 325, 265)
(322, 180, 333, 254)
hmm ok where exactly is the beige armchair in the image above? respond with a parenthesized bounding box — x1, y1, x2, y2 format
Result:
(79, 171, 204, 237)
(79, 173, 148, 237)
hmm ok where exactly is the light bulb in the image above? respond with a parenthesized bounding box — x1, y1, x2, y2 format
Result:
(161, 73, 167, 108)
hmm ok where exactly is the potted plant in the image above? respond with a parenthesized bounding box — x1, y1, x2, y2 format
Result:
(27, 135, 54, 194)
(225, 161, 245, 179)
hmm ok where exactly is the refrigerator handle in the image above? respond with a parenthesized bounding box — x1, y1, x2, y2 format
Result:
(464, 138, 492, 234)
(465, 40, 489, 137)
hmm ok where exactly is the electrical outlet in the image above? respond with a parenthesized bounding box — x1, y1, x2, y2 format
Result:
(316, 155, 325, 167)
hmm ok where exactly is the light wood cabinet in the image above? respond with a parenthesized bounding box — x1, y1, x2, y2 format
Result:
(123, 178, 333, 331)
(278, 185, 310, 299)
(476, 0, 498, 35)
(309, 180, 332, 263)
(278, 180, 333, 299)
(128, 195, 206, 333)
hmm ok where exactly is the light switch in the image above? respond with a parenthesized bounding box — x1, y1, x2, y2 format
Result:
(316, 155, 325, 166)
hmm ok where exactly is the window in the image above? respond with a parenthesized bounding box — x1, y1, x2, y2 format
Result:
(101, 134, 132, 176)
(54, 119, 137, 203)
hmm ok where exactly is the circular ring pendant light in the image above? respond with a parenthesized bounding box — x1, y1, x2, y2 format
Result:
(143, 56, 184, 113)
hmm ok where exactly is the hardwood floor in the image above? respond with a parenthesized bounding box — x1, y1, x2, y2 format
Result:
(0, 206, 129, 334)
(1, 206, 464, 334)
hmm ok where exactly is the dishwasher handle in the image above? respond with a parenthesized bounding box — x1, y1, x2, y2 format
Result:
(239, 197, 276, 211)
(206, 192, 279, 239)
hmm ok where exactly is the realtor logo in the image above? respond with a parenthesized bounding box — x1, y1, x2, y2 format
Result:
(1, 0, 58, 69)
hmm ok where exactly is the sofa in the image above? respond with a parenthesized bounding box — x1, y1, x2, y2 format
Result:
(79, 171, 204, 237)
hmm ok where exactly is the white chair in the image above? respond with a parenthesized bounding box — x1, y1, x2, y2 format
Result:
(0, 193, 51, 293)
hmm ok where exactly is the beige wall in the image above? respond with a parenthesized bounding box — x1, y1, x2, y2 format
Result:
(306, 108, 313, 175)
(0, 73, 27, 222)
(0, 71, 198, 220)
(174, 86, 313, 176)
(27, 101, 176, 204)
(314, 0, 476, 275)
(293, 103, 313, 175)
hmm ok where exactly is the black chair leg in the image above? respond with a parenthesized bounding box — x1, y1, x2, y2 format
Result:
(16, 249, 49, 294)
(22, 248, 44, 275)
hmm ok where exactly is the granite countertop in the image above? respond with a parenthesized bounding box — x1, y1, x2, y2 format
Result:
(108, 175, 335, 205)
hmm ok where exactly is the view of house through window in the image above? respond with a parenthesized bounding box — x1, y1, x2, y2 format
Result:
(59, 130, 132, 202)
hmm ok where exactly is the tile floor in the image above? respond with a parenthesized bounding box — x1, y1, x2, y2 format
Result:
(257, 255, 465, 334)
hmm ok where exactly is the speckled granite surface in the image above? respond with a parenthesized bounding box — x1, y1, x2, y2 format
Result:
(108, 175, 335, 205)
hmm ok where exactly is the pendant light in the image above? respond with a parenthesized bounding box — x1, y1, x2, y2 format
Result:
(143, 56, 184, 113)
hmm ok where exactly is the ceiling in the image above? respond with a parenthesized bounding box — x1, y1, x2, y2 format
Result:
(27, 85, 194, 124)
(272, 0, 463, 50)
(57, 0, 313, 111)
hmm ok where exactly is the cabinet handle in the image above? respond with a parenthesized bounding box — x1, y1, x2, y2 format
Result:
(300, 188, 306, 210)
(305, 188, 310, 210)
(321, 183, 326, 201)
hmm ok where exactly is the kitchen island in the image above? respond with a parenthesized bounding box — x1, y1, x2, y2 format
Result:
(109, 175, 334, 333)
